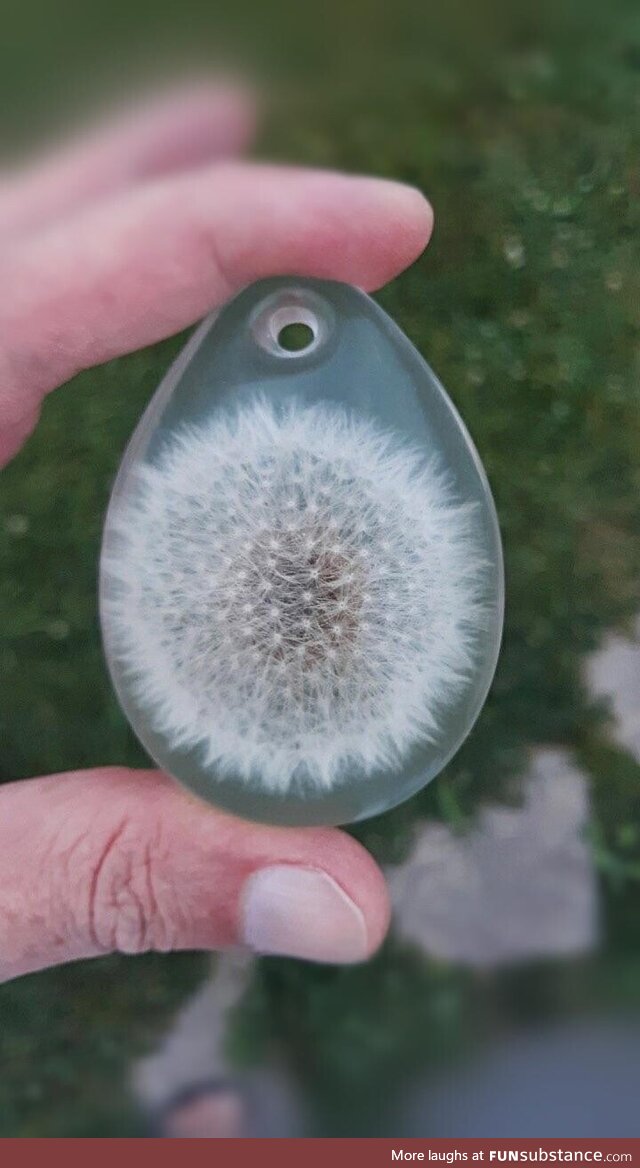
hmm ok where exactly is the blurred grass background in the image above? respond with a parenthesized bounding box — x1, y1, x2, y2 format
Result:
(0, 0, 639, 1136)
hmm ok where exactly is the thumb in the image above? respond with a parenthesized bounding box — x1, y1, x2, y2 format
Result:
(0, 767, 389, 983)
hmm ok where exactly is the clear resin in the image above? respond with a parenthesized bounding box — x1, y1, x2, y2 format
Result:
(100, 278, 504, 825)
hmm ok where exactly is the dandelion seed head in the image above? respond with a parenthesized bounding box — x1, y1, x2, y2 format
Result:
(103, 399, 488, 792)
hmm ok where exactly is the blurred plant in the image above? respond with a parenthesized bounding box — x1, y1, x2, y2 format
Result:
(1, 0, 640, 1136)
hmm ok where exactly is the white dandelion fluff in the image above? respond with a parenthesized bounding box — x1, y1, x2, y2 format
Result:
(102, 398, 489, 793)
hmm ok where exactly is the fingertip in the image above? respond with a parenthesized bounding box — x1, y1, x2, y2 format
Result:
(326, 827, 392, 957)
(237, 824, 390, 964)
(264, 171, 433, 290)
(117, 79, 258, 179)
(354, 178, 434, 290)
(173, 78, 259, 157)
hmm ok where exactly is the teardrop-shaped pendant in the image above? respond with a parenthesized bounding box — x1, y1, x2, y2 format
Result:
(100, 278, 503, 826)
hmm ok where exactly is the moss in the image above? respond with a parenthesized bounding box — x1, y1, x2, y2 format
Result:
(1, 0, 639, 1135)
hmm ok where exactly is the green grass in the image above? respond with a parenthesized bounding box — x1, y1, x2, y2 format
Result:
(1, 0, 640, 1135)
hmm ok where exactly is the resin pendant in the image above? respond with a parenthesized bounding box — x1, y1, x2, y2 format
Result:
(100, 278, 504, 826)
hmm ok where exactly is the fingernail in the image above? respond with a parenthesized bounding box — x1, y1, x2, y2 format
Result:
(241, 865, 369, 964)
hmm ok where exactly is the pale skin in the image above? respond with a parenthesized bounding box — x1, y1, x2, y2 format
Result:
(0, 83, 433, 982)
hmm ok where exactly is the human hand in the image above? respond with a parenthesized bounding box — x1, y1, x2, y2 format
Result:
(0, 83, 432, 982)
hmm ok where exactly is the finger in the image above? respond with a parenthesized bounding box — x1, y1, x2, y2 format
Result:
(0, 768, 390, 982)
(0, 164, 432, 465)
(0, 81, 256, 236)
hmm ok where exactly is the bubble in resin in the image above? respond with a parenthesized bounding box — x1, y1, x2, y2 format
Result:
(100, 277, 504, 825)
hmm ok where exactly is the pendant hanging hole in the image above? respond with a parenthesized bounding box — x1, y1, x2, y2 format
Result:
(277, 320, 316, 353)
(250, 288, 331, 360)
(268, 305, 319, 357)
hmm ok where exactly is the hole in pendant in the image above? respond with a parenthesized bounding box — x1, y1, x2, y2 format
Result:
(250, 288, 330, 360)
(277, 321, 316, 352)
(268, 305, 319, 358)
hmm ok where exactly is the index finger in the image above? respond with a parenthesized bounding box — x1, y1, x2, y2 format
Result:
(0, 163, 432, 464)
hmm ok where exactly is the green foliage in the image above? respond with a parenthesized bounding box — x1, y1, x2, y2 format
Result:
(0, 953, 206, 1136)
(229, 943, 477, 1134)
(1, 0, 639, 1135)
